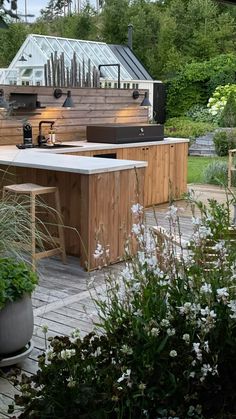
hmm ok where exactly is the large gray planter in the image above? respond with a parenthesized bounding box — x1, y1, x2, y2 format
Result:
(0, 294, 34, 356)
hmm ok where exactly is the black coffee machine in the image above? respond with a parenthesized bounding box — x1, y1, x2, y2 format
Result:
(23, 122, 33, 147)
(16, 123, 34, 149)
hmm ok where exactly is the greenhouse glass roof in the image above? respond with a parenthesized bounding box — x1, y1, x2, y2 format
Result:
(30, 34, 152, 81)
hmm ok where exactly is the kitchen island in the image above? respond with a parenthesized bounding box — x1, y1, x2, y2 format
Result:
(0, 137, 188, 269)
(0, 146, 146, 269)
(36, 137, 189, 206)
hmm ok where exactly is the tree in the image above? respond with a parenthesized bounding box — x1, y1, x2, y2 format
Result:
(0, 22, 29, 66)
(0, 0, 18, 28)
(101, 0, 130, 44)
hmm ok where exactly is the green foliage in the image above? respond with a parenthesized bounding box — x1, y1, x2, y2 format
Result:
(185, 105, 216, 123)
(0, 23, 30, 67)
(13, 198, 236, 418)
(165, 117, 215, 139)
(166, 55, 236, 118)
(0, 258, 38, 309)
(207, 83, 236, 121)
(203, 160, 229, 185)
(100, 0, 130, 44)
(219, 92, 236, 127)
(213, 129, 236, 156)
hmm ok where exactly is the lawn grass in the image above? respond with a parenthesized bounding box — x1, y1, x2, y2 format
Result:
(187, 156, 227, 184)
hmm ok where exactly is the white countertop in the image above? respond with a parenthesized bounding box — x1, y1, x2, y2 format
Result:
(0, 145, 147, 175)
(0, 138, 188, 175)
(36, 137, 188, 153)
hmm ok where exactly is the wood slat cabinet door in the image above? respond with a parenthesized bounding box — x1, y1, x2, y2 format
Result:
(169, 142, 188, 200)
(121, 144, 170, 206)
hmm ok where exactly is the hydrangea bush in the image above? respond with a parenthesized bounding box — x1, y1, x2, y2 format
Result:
(12, 196, 236, 419)
(207, 83, 236, 119)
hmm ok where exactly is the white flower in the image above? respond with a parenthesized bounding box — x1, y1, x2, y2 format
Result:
(93, 347, 102, 357)
(203, 341, 209, 353)
(93, 242, 104, 259)
(200, 283, 212, 294)
(198, 225, 212, 239)
(149, 327, 160, 337)
(200, 363, 212, 381)
(167, 328, 175, 336)
(120, 345, 133, 355)
(67, 376, 76, 388)
(182, 333, 190, 344)
(117, 369, 131, 383)
(192, 216, 201, 225)
(169, 350, 177, 357)
(71, 328, 80, 339)
(165, 205, 178, 219)
(131, 203, 143, 215)
(60, 349, 76, 360)
(193, 342, 202, 361)
(131, 223, 141, 235)
(161, 319, 170, 327)
(228, 300, 236, 319)
(217, 287, 229, 303)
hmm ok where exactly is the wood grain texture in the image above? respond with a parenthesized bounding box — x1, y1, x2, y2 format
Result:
(69, 143, 188, 206)
(0, 165, 145, 270)
(0, 85, 148, 145)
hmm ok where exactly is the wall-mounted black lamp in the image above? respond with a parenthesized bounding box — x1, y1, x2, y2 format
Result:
(132, 90, 151, 107)
(18, 53, 32, 62)
(98, 64, 121, 89)
(53, 89, 74, 108)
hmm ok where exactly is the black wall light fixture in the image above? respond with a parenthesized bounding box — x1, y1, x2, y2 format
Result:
(53, 89, 74, 108)
(18, 53, 32, 62)
(98, 64, 121, 89)
(132, 90, 151, 107)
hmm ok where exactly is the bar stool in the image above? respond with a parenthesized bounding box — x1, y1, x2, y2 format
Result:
(3, 183, 66, 269)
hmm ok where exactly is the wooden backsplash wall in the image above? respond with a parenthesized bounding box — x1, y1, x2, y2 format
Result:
(0, 86, 149, 145)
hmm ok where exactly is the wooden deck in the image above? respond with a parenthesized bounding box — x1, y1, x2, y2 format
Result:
(0, 184, 232, 418)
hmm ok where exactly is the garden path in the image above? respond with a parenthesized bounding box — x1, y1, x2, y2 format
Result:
(0, 184, 233, 418)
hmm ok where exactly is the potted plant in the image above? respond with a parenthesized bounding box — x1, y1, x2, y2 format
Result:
(0, 258, 38, 359)
(0, 183, 39, 365)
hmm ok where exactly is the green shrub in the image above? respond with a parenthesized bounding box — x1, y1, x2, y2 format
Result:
(13, 198, 236, 419)
(185, 105, 216, 124)
(0, 258, 38, 309)
(166, 54, 236, 118)
(213, 129, 236, 156)
(203, 160, 228, 185)
(219, 92, 236, 127)
(165, 117, 215, 139)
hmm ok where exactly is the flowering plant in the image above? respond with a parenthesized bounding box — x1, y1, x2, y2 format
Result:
(207, 83, 236, 118)
(12, 196, 236, 418)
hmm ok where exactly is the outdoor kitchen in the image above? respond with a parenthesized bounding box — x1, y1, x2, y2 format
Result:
(0, 85, 188, 270)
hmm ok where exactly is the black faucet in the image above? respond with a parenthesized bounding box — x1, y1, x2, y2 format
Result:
(38, 120, 55, 146)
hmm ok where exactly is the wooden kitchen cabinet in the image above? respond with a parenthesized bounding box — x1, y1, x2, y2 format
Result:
(119, 142, 188, 206)
(67, 141, 188, 207)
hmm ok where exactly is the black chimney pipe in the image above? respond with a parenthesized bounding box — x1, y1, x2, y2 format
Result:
(128, 24, 133, 50)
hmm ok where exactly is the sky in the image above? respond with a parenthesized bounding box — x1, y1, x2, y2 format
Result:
(17, 0, 49, 20)
(16, 1, 97, 21)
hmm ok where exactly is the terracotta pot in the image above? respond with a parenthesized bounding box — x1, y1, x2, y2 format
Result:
(0, 294, 33, 356)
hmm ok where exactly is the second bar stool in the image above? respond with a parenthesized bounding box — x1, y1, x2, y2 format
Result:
(3, 183, 66, 269)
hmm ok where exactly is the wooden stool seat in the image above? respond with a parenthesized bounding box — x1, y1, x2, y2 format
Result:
(3, 183, 66, 269)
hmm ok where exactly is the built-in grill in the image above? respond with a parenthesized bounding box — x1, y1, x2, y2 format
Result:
(86, 124, 164, 144)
